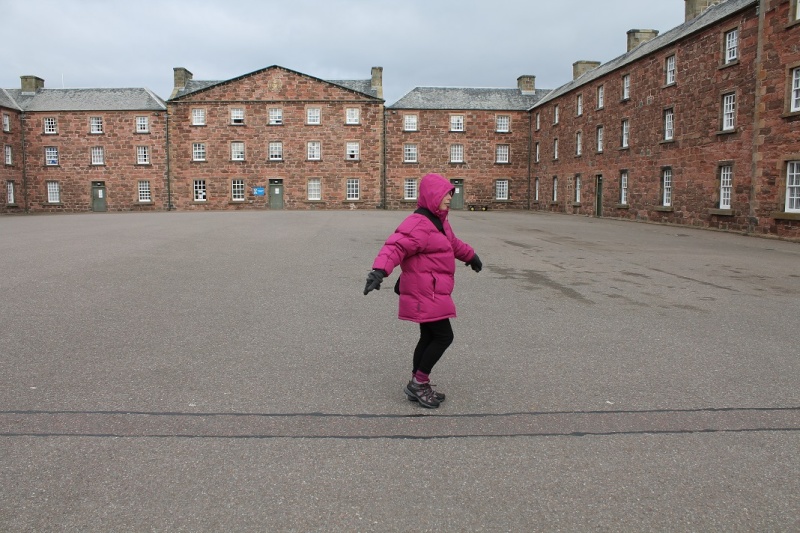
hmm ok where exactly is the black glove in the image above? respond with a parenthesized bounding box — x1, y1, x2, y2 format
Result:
(363, 269, 386, 295)
(466, 253, 482, 273)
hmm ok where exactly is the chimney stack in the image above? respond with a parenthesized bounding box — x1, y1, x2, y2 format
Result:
(627, 29, 659, 51)
(20, 75, 44, 94)
(685, 0, 722, 21)
(517, 75, 536, 95)
(371, 66, 383, 99)
(171, 67, 193, 99)
(573, 61, 601, 80)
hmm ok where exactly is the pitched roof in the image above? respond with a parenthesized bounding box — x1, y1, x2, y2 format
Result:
(0, 88, 22, 111)
(388, 86, 549, 111)
(534, 0, 756, 108)
(1, 88, 166, 112)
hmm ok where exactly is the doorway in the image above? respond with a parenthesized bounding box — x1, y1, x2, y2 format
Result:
(91, 181, 107, 212)
(269, 179, 284, 210)
(595, 175, 603, 217)
(450, 179, 464, 210)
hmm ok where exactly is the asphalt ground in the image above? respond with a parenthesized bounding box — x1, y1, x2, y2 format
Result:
(1, 210, 798, 532)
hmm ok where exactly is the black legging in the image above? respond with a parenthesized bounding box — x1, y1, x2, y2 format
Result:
(413, 319, 454, 375)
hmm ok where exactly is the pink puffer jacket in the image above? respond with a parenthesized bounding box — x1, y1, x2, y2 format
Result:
(372, 173, 475, 323)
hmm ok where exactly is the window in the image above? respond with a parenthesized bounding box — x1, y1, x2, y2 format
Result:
(137, 146, 150, 165)
(346, 142, 360, 160)
(496, 144, 509, 163)
(7, 180, 15, 204)
(307, 178, 321, 201)
(597, 85, 605, 109)
(535, 113, 540, 130)
(307, 108, 320, 125)
(44, 117, 57, 134)
(136, 116, 149, 133)
(496, 179, 509, 200)
(232, 179, 245, 201)
(91, 146, 104, 165)
(450, 115, 464, 132)
(575, 132, 582, 156)
(346, 108, 360, 125)
(553, 105, 559, 124)
(720, 165, 733, 209)
(577, 94, 583, 116)
(404, 178, 418, 200)
(786, 161, 800, 213)
(46, 181, 60, 203)
(552, 177, 558, 202)
(450, 144, 464, 163)
(496, 115, 510, 132)
(230, 108, 245, 125)
(535, 178, 540, 201)
(662, 168, 673, 207)
(795, 0, 800, 21)
(596, 126, 604, 152)
(666, 55, 676, 85)
(620, 171, 629, 205)
(269, 108, 283, 125)
(575, 175, 581, 203)
(138, 180, 151, 202)
(231, 142, 245, 161)
(724, 29, 738, 64)
(664, 108, 675, 141)
(192, 109, 206, 126)
(307, 141, 321, 160)
(4, 145, 11, 165)
(621, 119, 630, 148)
(346, 178, 360, 200)
(404, 144, 418, 163)
(45, 147, 59, 165)
(535, 142, 540, 163)
(404, 114, 418, 131)
(192, 143, 206, 161)
(790, 67, 800, 113)
(90, 116, 103, 134)
(622, 74, 631, 100)
(2, 113, 9, 132)
(269, 142, 283, 161)
(553, 138, 559, 160)
(193, 179, 206, 202)
(722, 93, 736, 131)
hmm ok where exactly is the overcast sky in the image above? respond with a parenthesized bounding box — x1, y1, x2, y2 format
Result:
(1, 0, 686, 105)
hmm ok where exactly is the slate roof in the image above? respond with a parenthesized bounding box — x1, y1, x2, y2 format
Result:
(0, 88, 22, 111)
(389, 87, 549, 111)
(0, 87, 166, 112)
(534, 0, 757, 108)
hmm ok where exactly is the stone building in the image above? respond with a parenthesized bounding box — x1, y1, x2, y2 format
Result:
(1, 76, 167, 213)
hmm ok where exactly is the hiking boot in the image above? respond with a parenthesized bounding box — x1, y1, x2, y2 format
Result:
(404, 381, 441, 408)
(405, 383, 445, 404)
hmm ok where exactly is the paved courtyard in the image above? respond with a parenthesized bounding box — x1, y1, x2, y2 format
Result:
(1, 210, 798, 531)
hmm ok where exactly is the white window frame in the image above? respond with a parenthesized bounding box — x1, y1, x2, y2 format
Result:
(496, 179, 509, 201)
(552, 177, 558, 202)
(231, 142, 245, 161)
(90, 116, 103, 134)
(553, 138, 559, 160)
(575, 175, 581, 203)
(136, 116, 149, 133)
(450, 144, 464, 163)
(623, 74, 631, 100)
(496, 115, 510, 133)
(193, 179, 207, 202)
(786, 161, 800, 213)
(346, 142, 360, 160)
(7, 180, 15, 204)
(404, 178, 418, 200)
(795, 0, 800, 21)
(496, 144, 509, 164)
(346, 108, 360, 125)
(307, 107, 321, 125)
(666, 55, 677, 85)
(535, 178, 540, 201)
(192, 143, 206, 161)
(136, 146, 150, 165)
(790, 67, 800, 113)
(346, 178, 360, 201)
(232, 179, 245, 202)
(722, 93, 736, 131)
(307, 178, 321, 201)
(404, 144, 418, 163)
(269, 108, 283, 125)
(269, 142, 283, 161)
(4, 145, 11, 165)
(621, 119, 630, 148)
(720, 165, 733, 209)
(307, 141, 321, 161)
(576, 132, 582, 156)
(577, 94, 583, 116)
(404, 114, 418, 132)
(45, 146, 59, 166)
(620, 171, 629, 205)
(535, 142, 540, 163)
(553, 105, 559, 124)
(44, 117, 57, 134)
(46, 181, 60, 203)
(596, 126, 604, 152)
(662, 168, 673, 207)
(725, 29, 739, 64)
(91, 146, 105, 165)
(192, 109, 206, 126)
(138, 180, 151, 203)
(664, 108, 675, 141)
(597, 85, 605, 109)
(450, 115, 464, 132)
(230, 108, 245, 125)
(535, 113, 540, 130)
(2, 113, 9, 132)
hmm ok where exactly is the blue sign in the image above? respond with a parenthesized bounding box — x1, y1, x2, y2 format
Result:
(253, 187, 265, 196)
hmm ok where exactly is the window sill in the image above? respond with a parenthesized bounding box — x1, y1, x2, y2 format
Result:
(615, 204, 630, 209)
(135, 131, 151, 135)
(772, 211, 800, 221)
(662, 82, 677, 89)
(191, 124, 207, 127)
(660, 139, 676, 145)
(709, 208, 733, 216)
(137, 201, 154, 205)
(344, 199, 364, 203)
(571, 202, 582, 207)
(192, 160, 207, 163)
(449, 162, 466, 165)
(345, 158, 361, 162)
(44, 202, 64, 206)
(231, 160, 246, 163)
(192, 201, 208, 205)
(5, 203, 20, 207)
(654, 206, 674, 212)
(495, 162, 510, 165)
(549, 202, 559, 206)
(135, 164, 152, 167)
(403, 162, 419, 165)
(718, 60, 740, 70)
(785, 19, 800, 30)
(620, 98, 631, 104)
(716, 129, 737, 136)
(619, 146, 630, 151)
(781, 110, 800, 119)
(267, 159, 284, 163)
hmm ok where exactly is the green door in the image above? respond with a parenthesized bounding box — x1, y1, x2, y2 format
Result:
(595, 175, 603, 217)
(269, 179, 284, 210)
(91, 181, 107, 212)
(450, 179, 464, 210)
